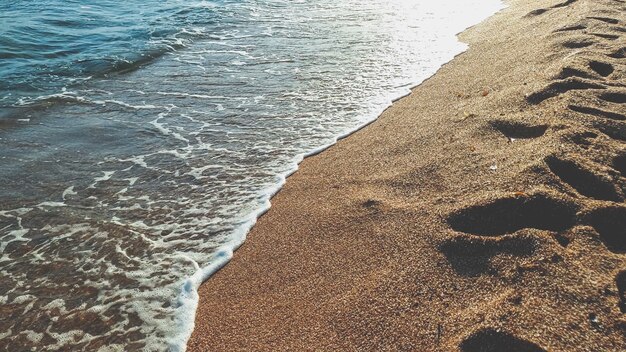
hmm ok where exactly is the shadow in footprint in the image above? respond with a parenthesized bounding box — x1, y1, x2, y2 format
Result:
(440, 236, 536, 277)
(617, 271, 626, 313)
(460, 328, 547, 352)
(525, 8, 548, 17)
(613, 26, 626, 33)
(600, 92, 626, 104)
(608, 47, 626, 59)
(613, 154, 626, 177)
(586, 206, 626, 253)
(448, 194, 577, 236)
(561, 39, 595, 49)
(591, 33, 620, 40)
(490, 120, 548, 140)
(555, 24, 587, 32)
(591, 119, 626, 142)
(557, 67, 594, 79)
(546, 156, 622, 201)
(569, 105, 625, 121)
(570, 131, 598, 147)
(566, 131, 598, 149)
(552, 0, 578, 8)
(526, 0, 578, 17)
(589, 61, 614, 77)
(527, 78, 605, 105)
(588, 16, 620, 24)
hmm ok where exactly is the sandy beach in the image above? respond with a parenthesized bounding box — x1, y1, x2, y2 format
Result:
(188, 0, 626, 350)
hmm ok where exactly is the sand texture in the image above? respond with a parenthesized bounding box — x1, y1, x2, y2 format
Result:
(188, 0, 626, 350)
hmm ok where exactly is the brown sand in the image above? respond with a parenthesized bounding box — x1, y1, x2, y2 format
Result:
(188, 0, 626, 350)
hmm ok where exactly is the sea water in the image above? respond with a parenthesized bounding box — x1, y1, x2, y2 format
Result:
(0, 0, 503, 350)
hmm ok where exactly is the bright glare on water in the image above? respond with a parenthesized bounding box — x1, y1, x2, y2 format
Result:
(0, 0, 502, 350)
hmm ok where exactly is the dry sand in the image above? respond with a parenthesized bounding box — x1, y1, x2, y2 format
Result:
(188, 0, 626, 350)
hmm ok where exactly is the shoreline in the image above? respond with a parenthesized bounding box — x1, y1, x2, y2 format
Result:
(171, 0, 506, 350)
(189, 0, 626, 350)
(176, 1, 506, 347)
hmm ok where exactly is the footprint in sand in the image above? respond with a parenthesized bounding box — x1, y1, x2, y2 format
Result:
(440, 193, 576, 276)
(613, 152, 626, 177)
(616, 270, 626, 313)
(545, 154, 624, 202)
(587, 118, 626, 142)
(489, 120, 549, 140)
(588, 16, 621, 25)
(608, 46, 626, 58)
(560, 38, 597, 49)
(584, 206, 626, 253)
(527, 78, 606, 105)
(439, 235, 537, 277)
(569, 105, 625, 121)
(599, 91, 626, 104)
(554, 23, 587, 32)
(588, 60, 615, 77)
(591, 33, 621, 40)
(556, 66, 596, 79)
(459, 328, 547, 352)
(525, 0, 579, 18)
(447, 193, 577, 236)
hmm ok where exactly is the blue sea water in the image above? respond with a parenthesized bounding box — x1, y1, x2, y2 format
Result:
(0, 0, 503, 350)
(1, 0, 193, 106)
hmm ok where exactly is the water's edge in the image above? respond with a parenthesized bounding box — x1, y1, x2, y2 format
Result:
(176, 2, 507, 350)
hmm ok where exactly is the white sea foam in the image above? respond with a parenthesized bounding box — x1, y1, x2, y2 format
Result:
(62, 186, 77, 200)
(99, 100, 160, 110)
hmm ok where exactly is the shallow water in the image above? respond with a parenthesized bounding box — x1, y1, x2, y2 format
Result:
(0, 0, 503, 350)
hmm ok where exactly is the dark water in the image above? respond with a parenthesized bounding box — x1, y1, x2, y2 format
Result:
(1, 0, 197, 108)
(0, 0, 502, 350)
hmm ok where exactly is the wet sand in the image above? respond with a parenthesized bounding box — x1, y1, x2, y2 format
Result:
(188, 0, 626, 350)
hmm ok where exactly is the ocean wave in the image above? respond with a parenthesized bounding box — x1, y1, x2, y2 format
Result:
(0, 0, 220, 109)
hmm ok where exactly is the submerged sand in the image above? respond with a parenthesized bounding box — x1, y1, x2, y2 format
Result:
(188, 0, 626, 350)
